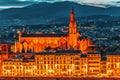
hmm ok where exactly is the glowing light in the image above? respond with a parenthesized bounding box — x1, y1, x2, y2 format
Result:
(109, 70, 113, 73)
(55, 64, 57, 67)
(48, 69, 53, 73)
(34, 66, 37, 69)
(72, 64, 74, 68)
(14, 66, 16, 68)
(46, 64, 48, 67)
(117, 63, 119, 68)
(21, 65, 23, 69)
(7, 70, 11, 73)
(2, 66, 4, 69)
(68, 69, 72, 72)
(26, 70, 31, 72)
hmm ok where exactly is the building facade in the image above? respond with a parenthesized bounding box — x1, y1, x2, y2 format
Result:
(106, 54, 120, 76)
(1, 50, 120, 77)
(1, 51, 102, 77)
(13, 8, 91, 53)
(87, 53, 101, 75)
(2, 50, 81, 77)
(0, 44, 10, 74)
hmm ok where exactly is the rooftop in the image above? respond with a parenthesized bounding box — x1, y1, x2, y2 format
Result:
(80, 54, 87, 58)
(21, 34, 68, 37)
(106, 46, 120, 55)
(35, 50, 81, 55)
(87, 52, 101, 54)
(78, 36, 88, 41)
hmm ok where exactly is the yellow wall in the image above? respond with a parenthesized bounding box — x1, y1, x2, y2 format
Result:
(106, 55, 120, 76)
(2, 53, 81, 77)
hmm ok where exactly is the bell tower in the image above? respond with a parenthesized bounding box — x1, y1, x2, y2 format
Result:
(68, 8, 77, 49)
(69, 8, 77, 34)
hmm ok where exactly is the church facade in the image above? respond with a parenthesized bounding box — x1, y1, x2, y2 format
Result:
(14, 8, 91, 53)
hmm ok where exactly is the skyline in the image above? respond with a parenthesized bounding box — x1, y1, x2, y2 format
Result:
(0, 0, 120, 10)
(0, 7, 119, 78)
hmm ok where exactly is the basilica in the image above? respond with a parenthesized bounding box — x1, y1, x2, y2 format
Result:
(14, 8, 91, 53)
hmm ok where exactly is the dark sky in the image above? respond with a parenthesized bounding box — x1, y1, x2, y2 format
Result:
(0, 0, 120, 10)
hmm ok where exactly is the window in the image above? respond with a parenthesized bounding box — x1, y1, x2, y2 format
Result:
(51, 65, 53, 69)
(51, 61, 53, 64)
(75, 57, 79, 60)
(60, 61, 62, 64)
(44, 57, 46, 60)
(60, 65, 62, 69)
(57, 66, 59, 69)
(37, 62, 39, 64)
(64, 66, 66, 69)
(68, 66, 69, 69)
(41, 65, 42, 69)
(75, 62, 80, 65)
(44, 61, 46, 64)
(75, 66, 80, 70)
(51, 58, 53, 60)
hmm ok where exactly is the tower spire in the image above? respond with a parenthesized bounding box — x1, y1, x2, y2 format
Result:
(70, 7, 75, 22)
(68, 8, 77, 49)
(69, 7, 77, 34)
(71, 7, 74, 14)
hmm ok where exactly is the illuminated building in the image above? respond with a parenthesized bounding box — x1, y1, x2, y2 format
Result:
(80, 54, 88, 75)
(1, 48, 120, 77)
(2, 50, 81, 77)
(13, 8, 91, 53)
(100, 58, 106, 75)
(0, 44, 10, 73)
(106, 54, 120, 76)
(35, 50, 81, 76)
(1, 51, 103, 77)
(2, 60, 36, 76)
(0, 44, 9, 60)
(87, 52, 101, 75)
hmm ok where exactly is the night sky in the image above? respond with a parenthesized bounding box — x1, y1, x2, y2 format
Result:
(0, 0, 120, 10)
